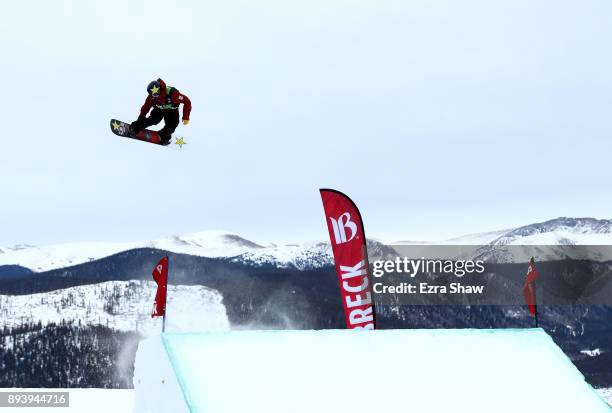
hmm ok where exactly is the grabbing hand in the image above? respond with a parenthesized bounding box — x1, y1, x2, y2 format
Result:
(182, 119, 190, 126)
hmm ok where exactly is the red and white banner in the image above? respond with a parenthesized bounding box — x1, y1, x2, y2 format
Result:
(320, 189, 376, 329)
(523, 258, 539, 316)
(151, 256, 169, 318)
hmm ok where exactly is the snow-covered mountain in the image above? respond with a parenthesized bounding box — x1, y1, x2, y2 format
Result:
(2, 217, 612, 273)
(447, 218, 612, 246)
(0, 281, 230, 336)
(393, 217, 612, 263)
(0, 230, 333, 273)
(396, 217, 612, 246)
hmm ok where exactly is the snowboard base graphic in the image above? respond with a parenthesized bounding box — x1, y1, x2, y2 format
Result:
(110, 119, 186, 148)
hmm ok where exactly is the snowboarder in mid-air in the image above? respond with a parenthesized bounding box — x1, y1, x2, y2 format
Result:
(130, 78, 191, 145)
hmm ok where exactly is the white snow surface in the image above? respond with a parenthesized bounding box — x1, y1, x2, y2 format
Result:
(2, 389, 134, 413)
(134, 329, 610, 413)
(596, 388, 612, 406)
(3, 386, 604, 413)
(0, 281, 229, 336)
(133, 335, 190, 413)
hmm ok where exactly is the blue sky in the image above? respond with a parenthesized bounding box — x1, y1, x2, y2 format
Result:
(1, 0, 611, 245)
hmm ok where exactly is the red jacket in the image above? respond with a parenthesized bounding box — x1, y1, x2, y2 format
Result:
(139, 79, 192, 121)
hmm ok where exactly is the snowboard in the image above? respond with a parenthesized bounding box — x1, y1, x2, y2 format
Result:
(110, 119, 186, 148)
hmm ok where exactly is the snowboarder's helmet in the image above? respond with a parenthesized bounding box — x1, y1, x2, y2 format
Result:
(147, 80, 162, 97)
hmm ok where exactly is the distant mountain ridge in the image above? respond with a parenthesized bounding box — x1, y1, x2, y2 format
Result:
(422, 217, 612, 246)
(0, 231, 333, 273)
(488, 218, 612, 245)
(2, 217, 612, 273)
(438, 218, 612, 263)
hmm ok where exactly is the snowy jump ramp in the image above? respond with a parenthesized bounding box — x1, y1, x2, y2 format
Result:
(133, 329, 609, 413)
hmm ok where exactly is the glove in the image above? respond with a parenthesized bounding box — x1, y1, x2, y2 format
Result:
(182, 119, 190, 126)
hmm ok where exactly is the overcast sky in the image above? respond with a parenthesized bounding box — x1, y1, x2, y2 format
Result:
(1, 0, 611, 246)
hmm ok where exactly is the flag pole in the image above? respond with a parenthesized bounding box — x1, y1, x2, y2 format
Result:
(162, 255, 169, 333)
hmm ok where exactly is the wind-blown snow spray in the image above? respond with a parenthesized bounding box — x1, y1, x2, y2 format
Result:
(320, 189, 376, 329)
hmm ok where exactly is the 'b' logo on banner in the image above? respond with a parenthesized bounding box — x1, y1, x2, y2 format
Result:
(329, 212, 357, 244)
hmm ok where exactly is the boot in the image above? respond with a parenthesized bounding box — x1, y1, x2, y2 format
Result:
(159, 130, 172, 146)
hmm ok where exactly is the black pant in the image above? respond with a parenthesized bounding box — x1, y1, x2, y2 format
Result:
(133, 108, 179, 139)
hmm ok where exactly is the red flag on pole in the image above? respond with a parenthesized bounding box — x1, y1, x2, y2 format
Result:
(320, 189, 376, 329)
(151, 256, 168, 318)
(523, 257, 539, 317)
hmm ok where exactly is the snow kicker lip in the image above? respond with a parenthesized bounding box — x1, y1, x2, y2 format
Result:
(133, 330, 611, 413)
